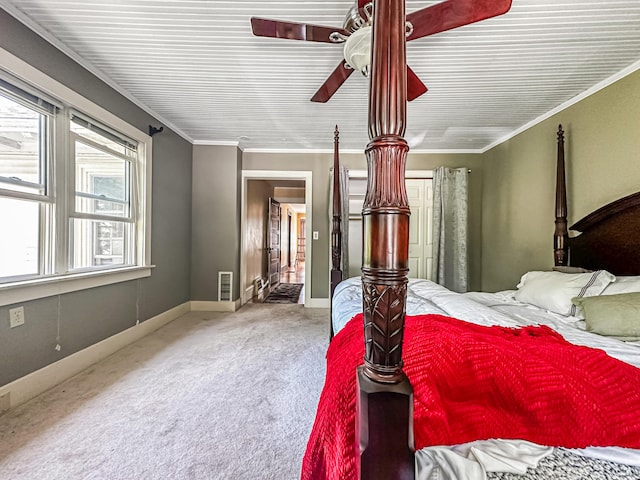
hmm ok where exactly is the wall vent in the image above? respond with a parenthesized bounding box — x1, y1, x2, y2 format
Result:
(218, 271, 233, 302)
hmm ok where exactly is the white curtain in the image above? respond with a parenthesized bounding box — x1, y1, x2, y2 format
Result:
(432, 166, 468, 292)
(329, 165, 349, 275)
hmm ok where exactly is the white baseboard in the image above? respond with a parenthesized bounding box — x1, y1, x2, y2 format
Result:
(190, 299, 240, 312)
(0, 294, 312, 414)
(0, 301, 191, 412)
(243, 285, 254, 303)
(305, 297, 330, 308)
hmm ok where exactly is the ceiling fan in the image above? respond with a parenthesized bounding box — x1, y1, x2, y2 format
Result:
(251, 0, 512, 103)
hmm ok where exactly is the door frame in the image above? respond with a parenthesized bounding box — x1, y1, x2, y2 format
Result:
(240, 170, 312, 306)
(286, 211, 292, 269)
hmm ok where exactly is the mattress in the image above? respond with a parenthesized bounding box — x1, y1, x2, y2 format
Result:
(327, 277, 640, 479)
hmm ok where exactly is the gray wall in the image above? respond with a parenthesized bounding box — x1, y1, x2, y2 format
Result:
(0, 9, 193, 386)
(191, 145, 241, 301)
(481, 69, 640, 292)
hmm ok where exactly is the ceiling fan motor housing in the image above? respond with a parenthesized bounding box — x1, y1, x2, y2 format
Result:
(343, 4, 370, 32)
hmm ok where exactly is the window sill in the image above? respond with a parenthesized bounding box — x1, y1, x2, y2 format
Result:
(0, 266, 154, 307)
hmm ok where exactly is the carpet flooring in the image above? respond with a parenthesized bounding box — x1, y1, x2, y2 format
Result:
(263, 283, 303, 304)
(0, 303, 329, 479)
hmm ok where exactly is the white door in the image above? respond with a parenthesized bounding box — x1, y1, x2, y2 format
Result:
(406, 178, 434, 279)
(347, 175, 433, 280)
(347, 177, 367, 278)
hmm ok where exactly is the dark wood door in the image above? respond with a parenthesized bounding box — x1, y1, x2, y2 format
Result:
(267, 198, 281, 287)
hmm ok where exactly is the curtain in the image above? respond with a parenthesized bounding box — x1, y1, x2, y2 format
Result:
(432, 167, 469, 292)
(329, 165, 349, 275)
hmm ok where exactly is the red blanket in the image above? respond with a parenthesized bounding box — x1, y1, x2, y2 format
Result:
(301, 313, 640, 480)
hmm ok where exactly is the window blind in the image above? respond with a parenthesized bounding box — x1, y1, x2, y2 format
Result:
(71, 113, 137, 153)
(0, 77, 59, 115)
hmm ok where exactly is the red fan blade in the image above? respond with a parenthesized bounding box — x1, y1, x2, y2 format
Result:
(407, 0, 512, 41)
(251, 17, 349, 43)
(311, 61, 355, 103)
(357, 0, 371, 21)
(407, 66, 428, 101)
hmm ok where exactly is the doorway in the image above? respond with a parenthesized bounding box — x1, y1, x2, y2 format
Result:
(280, 204, 306, 285)
(241, 171, 312, 306)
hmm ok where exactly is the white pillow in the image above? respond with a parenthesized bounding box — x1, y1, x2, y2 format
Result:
(515, 270, 615, 317)
(551, 266, 593, 273)
(602, 276, 640, 295)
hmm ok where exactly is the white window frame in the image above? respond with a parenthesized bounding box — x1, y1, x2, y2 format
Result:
(69, 112, 136, 270)
(0, 48, 153, 307)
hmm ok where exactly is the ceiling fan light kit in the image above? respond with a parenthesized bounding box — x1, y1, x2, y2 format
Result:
(343, 26, 372, 76)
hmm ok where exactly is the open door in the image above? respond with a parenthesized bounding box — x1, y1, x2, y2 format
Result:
(267, 198, 281, 288)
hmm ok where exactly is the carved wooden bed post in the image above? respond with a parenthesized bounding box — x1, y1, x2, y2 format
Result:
(554, 124, 569, 266)
(356, 0, 414, 478)
(330, 126, 343, 298)
(330, 125, 343, 339)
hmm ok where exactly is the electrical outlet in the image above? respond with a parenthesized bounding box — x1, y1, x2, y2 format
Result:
(313, 231, 319, 240)
(0, 392, 10, 415)
(9, 306, 25, 328)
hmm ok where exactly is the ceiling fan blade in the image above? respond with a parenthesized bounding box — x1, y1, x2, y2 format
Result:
(251, 17, 349, 43)
(311, 60, 355, 103)
(407, 66, 428, 101)
(407, 0, 512, 41)
(357, 0, 371, 21)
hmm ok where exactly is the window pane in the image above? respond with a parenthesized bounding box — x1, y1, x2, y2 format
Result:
(75, 140, 129, 217)
(70, 218, 130, 269)
(0, 94, 46, 194)
(0, 197, 39, 278)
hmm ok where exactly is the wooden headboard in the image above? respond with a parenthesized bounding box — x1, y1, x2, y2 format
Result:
(568, 193, 640, 275)
(553, 124, 640, 275)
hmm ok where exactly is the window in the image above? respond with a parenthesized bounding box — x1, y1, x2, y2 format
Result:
(70, 114, 135, 269)
(0, 54, 152, 306)
(0, 79, 54, 281)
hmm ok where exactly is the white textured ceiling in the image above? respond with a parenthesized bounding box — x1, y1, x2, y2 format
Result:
(2, 0, 640, 152)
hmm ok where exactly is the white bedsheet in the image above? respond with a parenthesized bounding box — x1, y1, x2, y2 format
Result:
(331, 277, 640, 478)
(415, 440, 552, 480)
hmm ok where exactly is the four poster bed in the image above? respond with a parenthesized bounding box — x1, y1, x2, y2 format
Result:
(309, 125, 640, 478)
(301, 0, 640, 476)
(302, 127, 640, 480)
